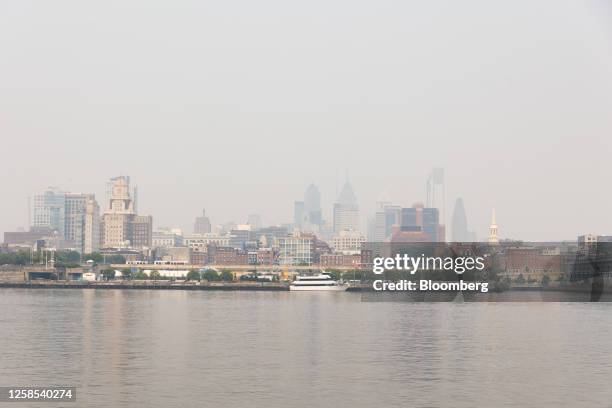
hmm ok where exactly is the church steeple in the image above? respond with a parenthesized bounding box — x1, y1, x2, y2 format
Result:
(488, 208, 499, 244)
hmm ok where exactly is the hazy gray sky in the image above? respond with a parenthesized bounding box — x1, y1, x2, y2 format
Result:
(1, 0, 611, 241)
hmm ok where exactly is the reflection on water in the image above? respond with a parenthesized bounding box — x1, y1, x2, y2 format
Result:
(1, 289, 612, 407)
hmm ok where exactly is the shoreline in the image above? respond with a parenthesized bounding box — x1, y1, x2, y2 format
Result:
(0, 281, 290, 291)
(0, 281, 605, 295)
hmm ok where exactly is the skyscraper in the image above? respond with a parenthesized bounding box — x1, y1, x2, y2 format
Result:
(132, 215, 153, 248)
(32, 187, 66, 238)
(451, 198, 469, 242)
(32, 188, 99, 253)
(101, 176, 152, 248)
(83, 197, 100, 253)
(294, 201, 305, 228)
(384, 205, 401, 239)
(422, 207, 440, 242)
(333, 179, 359, 233)
(424, 168, 446, 241)
(370, 193, 391, 242)
(426, 168, 445, 220)
(371, 212, 386, 242)
(304, 184, 322, 226)
(101, 176, 135, 248)
(294, 184, 323, 232)
(194, 209, 211, 234)
(395, 203, 440, 242)
(65, 193, 100, 253)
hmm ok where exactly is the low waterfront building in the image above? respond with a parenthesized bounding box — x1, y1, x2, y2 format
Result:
(320, 253, 362, 268)
(256, 248, 276, 265)
(99, 247, 146, 263)
(207, 246, 248, 265)
(3, 227, 56, 246)
(189, 247, 208, 265)
(503, 246, 565, 282)
(156, 247, 190, 263)
(184, 234, 230, 249)
(278, 233, 314, 266)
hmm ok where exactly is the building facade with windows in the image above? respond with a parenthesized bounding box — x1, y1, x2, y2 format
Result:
(33, 188, 66, 238)
(101, 176, 152, 249)
(278, 234, 314, 265)
(331, 230, 365, 255)
(333, 180, 359, 233)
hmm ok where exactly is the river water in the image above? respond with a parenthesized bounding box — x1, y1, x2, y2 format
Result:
(1, 288, 611, 407)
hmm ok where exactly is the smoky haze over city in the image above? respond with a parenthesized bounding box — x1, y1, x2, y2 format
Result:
(1, 0, 612, 241)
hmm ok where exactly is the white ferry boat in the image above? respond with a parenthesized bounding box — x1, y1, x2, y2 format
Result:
(289, 273, 348, 291)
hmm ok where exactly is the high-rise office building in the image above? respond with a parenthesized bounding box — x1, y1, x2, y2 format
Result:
(32, 187, 66, 238)
(65, 193, 100, 253)
(32, 188, 99, 253)
(194, 209, 211, 234)
(294, 201, 305, 228)
(132, 215, 153, 248)
(101, 176, 152, 249)
(333, 180, 359, 233)
(384, 205, 401, 239)
(426, 168, 445, 222)
(422, 207, 440, 242)
(101, 176, 134, 248)
(83, 197, 100, 253)
(371, 194, 391, 242)
(304, 184, 322, 226)
(371, 212, 386, 242)
(451, 198, 469, 242)
(395, 203, 440, 242)
(371, 202, 400, 242)
(294, 184, 323, 232)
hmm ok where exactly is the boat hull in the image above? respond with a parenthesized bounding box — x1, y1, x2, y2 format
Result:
(289, 285, 348, 291)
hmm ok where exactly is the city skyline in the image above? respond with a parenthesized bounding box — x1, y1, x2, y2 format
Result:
(1, 169, 611, 242)
(2, 1, 612, 240)
(2, 2, 612, 407)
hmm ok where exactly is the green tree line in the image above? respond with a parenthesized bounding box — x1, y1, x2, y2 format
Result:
(0, 251, 125, 267)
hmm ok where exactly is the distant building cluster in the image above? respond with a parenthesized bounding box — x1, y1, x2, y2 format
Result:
(4, 176, 152, 255)
(2, 168, 513, 271)
(8, 187, 100, 254)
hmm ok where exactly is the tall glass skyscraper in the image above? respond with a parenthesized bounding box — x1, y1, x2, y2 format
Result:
(33, 188, 66, 238)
